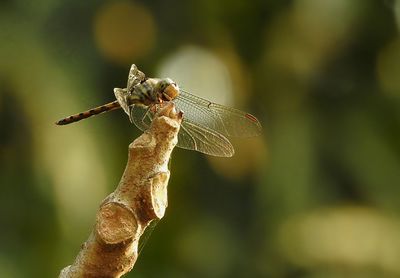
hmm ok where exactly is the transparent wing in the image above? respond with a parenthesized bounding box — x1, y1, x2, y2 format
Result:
(131, 105, 153, 131)
(130, 105, 234, 157)
(178, 120, 234, 157)
(175, 90, 262, 137)
(127, 64, 146, 91)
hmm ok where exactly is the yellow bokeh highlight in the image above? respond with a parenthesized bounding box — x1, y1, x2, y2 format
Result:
(93, 1, 156, 64)
(208, 137, 266, 181)
(264, 0, 359, 79)
(278, 206, 400, 275)
(158, 45, 233, 106)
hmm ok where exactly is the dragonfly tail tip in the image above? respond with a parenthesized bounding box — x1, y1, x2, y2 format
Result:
(55, 119, 65, 125)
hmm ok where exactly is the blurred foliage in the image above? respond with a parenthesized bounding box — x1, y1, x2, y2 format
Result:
(1, 0, 400, 277)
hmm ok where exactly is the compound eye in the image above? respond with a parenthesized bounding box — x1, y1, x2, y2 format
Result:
(163, 83, 179, 101)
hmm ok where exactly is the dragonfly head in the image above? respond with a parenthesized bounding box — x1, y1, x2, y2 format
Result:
(157, 78, 180, 102)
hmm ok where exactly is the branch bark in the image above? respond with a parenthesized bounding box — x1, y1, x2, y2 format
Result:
(60, 103, 182, 278)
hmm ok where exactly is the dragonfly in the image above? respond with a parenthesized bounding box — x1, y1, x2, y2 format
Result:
(56, 64, 261, 157)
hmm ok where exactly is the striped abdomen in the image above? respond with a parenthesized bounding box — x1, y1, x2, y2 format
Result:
(56, 80, 160, 126)
(55, 100, 121, 125)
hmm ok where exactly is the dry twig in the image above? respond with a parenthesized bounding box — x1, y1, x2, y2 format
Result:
(59, 102, 182, 278)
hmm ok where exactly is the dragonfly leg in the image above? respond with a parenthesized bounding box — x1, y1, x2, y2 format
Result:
(162, 92, 173, 101)
(140, 106, 152, 126)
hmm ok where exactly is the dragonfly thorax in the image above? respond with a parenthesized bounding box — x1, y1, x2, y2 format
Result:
(129, 78, 179, 107)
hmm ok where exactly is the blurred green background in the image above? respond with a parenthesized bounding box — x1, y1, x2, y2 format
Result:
(1, 0, 400, 277)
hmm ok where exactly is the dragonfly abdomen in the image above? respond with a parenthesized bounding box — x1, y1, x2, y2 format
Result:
(55, 100, 121, 125)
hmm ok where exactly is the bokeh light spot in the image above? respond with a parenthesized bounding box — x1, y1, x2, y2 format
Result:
(93, 1, 156, 64)
(264, 0, 359, 79)
(158, 45, 233, 106)
(208, 136, 267, 180)
(278, 206, 400, 275)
